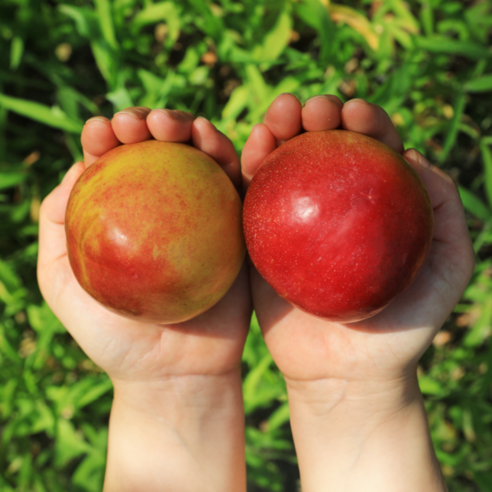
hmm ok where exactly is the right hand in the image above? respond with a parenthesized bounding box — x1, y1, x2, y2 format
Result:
(38, 107, 252, 386)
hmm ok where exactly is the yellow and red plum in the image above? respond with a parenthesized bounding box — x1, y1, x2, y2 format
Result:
(243, 130, 433, 323)
(66, 140, 245, 324)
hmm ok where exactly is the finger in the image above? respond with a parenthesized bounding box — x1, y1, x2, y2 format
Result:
(241, 124, 277, 189)
(264, 93, 303, 144)
(191, 117, 241, 188)
(111, 107, 152, 144)
(301, 95, 342, 132)
(404, 149, 475, 287)
(147, 109, 195, 142)
(341, 99, 404, 153)
(81, 117, 120, 167)
(38, 161, 86, 269)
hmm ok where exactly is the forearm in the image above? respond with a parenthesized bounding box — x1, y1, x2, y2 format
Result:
(286, 374, 447, 492)
(103, 370, 246, 492)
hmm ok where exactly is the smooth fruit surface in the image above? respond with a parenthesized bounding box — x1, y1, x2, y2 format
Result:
(243, 130, 433, 323)
(66, 140, 245, 324)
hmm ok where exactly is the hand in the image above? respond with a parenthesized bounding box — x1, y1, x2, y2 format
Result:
(39, 107, 250, 381)
(38, 107, 250, 491)
(242, 94, 474, 386)
(242, 94, 474, 492)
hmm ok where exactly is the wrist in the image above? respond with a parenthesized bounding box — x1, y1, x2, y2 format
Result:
(285, 372, 446, 492)
(104, 370, 246, 492)
(111, 369, 244, 422)
(285, 371, 421, 422)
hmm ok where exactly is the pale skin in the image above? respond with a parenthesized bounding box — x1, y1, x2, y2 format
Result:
(242, 94, 475, 492)
(38, 95, 475, 491)
(38, 109, 251, 492)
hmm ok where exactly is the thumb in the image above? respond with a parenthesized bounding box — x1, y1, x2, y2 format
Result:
(38, 161, 86, 272)
(403, 149, 475, 298)
(241, 123, 276, 191)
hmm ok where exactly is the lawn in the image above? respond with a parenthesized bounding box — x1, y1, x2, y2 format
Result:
(0, 0, 491, 490)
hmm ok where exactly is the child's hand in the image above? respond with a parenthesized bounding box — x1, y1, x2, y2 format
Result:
(242, 94, 474, 492)
(38, 108, 249, 491)
(242, 93, 473, 386)
(39, 107, 250, 381)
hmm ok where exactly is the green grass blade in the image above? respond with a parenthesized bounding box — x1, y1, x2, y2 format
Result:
(246, 64, 269, 103)
(76, 378, 113, 409)
(480, 141, 492, 207)
(222, 85, 249, 121)
(58, 4, 98, 38)
(0, 172, 26, 190)
(418, 374, 445, 395)
(419, 0, 434, 36)
(243, 353, 273, 412)
(187, 0, 222, 40)
(90, 40, 116, 87)
(132, 1, 180, 44)
(414, 35, 491, 60)
(106, 87, 133, 111)
(464, 299, 492, 347)
(0, 93, 83, 133)
(268, 402, 290, 431)
(256, 8, 292, 62)
(72, 451, 106, 491)
(458, 186, 491, 221)
(0, 323, 22, 363)
(10, 36, 24, 70)
(137, 69, 175, 108)
(295, 0, 336, 63)
(54, 419, 92, 468)
(388, 0, 420, 33)
(94, 0, 118, 50)
(464, 75, 492, 93)
(439, 91, 466, 164)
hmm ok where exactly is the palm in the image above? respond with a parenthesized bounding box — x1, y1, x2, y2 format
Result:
(39, 108, 251, 383)
(51, 257, 249, 381)
(242, 95, 474, 384)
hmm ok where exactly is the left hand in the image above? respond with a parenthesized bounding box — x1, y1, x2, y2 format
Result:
(241, 94, 472, 492)
(241, 94, 475, 387)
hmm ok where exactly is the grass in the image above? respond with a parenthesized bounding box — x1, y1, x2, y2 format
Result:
(0, 0, 491, 490)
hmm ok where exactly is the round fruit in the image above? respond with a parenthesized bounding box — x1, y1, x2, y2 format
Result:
(66, 140, 245, 324)
(243, 130, 433, 323)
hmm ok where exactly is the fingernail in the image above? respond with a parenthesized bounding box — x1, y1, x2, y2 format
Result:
(303, 95, 332, 107)
(306, 94, 343, 109)
(325, 94, 344, 109)
(154, 109, 195, 121)
(274, 92, 293, 100)
(114, 109, 147, 120)
(195, 116, 214, 128)
(85, 116, 109, 125)
(179, 110, 195, 119)
(347, 98, 371, 106)
(407, 149, 432, 169)
(154, 109, 175, 119)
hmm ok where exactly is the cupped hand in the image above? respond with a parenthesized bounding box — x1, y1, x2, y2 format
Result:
(38, 107, 251, 385)
(242, 94, 475, 386)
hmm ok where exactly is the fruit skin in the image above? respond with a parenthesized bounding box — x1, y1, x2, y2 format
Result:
(66, 140, 245, 324)
(243, 130, 433, 323)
